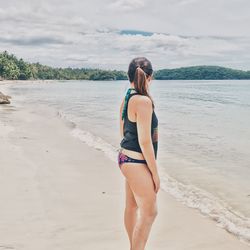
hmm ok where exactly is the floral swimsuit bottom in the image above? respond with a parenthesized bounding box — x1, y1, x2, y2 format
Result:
(118, 148, 147, 169)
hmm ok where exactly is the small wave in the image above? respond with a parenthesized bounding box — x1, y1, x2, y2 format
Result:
(57, 111, 119, 162)
(56, 110, 120, 162)
(56, 110, 250, 246)
(70, 127, 119, 161)
(159, 169, 250, 245)
(56, 110, 77, 129)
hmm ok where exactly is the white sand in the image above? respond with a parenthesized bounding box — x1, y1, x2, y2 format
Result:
(0, 88, 249, 249)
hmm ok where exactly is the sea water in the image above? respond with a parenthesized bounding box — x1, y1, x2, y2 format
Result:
(5, 80, 250, 243)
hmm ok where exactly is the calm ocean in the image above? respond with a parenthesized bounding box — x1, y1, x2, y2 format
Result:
(6, 80, 250, 243)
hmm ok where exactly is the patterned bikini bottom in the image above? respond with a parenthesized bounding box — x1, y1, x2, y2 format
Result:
(117, 148, 147, 169)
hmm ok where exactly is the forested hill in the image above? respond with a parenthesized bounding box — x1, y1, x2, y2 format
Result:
(1, 51, 250, 80)
(154, 66, 250, 80)
(0, 51, 126, 81)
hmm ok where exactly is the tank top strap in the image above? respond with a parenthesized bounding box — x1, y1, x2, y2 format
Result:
(122, 88, 139, 120)
(129, 92, 140, 98)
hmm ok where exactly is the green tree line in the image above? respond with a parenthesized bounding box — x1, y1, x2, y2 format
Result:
(0, 51, 127, 80)
(1, 51, 250, 80)
(154, 66, 250, 80)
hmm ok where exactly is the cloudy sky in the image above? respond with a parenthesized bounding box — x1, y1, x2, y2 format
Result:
(0, 0, 250, 70)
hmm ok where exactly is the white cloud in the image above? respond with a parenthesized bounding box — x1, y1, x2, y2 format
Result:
(108, 0, 146, 11)
(0, 0, 250, 70)
(175, 0, 198, 5)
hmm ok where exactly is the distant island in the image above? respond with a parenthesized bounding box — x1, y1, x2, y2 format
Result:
(1, 51, 250, 81)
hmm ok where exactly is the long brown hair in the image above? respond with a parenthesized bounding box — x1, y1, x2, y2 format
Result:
(127, 57, 155, 108)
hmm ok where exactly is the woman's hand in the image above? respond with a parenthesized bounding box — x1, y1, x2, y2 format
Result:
(152, 173, 160, 193)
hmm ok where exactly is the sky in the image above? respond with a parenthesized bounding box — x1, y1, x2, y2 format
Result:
(0, 0, 250, 70)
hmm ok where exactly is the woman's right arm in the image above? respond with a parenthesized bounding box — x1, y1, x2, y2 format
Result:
(136, 96, 160, 193)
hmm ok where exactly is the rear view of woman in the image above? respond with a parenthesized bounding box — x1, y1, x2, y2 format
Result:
(118, 57, 160, 250)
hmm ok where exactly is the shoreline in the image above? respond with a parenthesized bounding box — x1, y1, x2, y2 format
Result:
(1, 79, 250, 87)
(0, 80, 64, 85)
(0, 85, 250, 249)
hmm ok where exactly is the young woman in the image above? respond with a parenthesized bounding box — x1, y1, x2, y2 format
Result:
(118, 57, 160, 250)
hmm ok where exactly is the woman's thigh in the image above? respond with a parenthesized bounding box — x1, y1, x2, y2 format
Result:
(121, 163, 157, 215)
(125, 179, 138, 209)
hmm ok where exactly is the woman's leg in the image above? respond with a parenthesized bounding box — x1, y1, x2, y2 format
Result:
(124, 179, 138, 249)
(120, 163, 158, 250)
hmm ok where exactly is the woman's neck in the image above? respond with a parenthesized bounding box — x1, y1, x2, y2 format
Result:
(130, 82, 135, 89)
(130, 82, 150, 92)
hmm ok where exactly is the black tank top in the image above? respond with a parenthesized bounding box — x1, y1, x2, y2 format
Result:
(120, 88, 158, 159)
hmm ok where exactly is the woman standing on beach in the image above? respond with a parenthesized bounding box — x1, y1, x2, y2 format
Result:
(118, 57, 160, 250)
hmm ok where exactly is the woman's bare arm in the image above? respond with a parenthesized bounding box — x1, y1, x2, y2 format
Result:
(136, 96, 158, 177)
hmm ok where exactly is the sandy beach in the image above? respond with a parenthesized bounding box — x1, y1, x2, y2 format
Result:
(0, 85, 250, 250)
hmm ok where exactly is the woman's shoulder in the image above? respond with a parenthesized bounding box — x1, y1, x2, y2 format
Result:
(133, 95, 153, 111)
(131, 93, 151, 103)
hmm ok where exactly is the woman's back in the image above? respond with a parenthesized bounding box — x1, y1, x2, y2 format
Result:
(120, 88, 158, 159)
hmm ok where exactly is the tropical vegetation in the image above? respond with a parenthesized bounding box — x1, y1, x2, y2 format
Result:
(1, 51, 250, 81)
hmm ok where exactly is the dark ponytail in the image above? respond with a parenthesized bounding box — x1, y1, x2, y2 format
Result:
(128, 57, 155, 108)
(134, 66, 147, 95)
